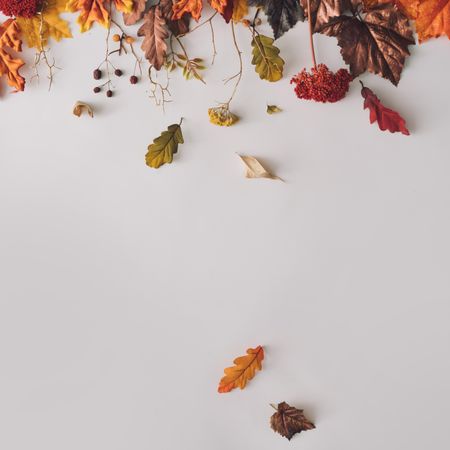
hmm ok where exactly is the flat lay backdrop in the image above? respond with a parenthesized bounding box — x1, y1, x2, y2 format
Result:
(1, 10, 450, 450)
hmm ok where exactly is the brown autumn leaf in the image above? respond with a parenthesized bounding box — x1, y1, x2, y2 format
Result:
(160, 0, 190, 35)
(73, 101, 94, 117)
(318, 2, 415, 85)
(270, 402, 315, 440)
(123, 0, 147, 25)
(138, 7, 169, 71)
(218, 346, 264, 393)
(237, 155, 282, 180)
(301, 0, 351, 32)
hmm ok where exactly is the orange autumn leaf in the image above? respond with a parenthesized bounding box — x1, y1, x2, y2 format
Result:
(67, 0, 109, 32)
(210, 0, 228, 15)
(218, 346, 264, 393)
(0, 18, 25, 93)
(172, 0, 203, 21)
(415, 0, 450, 41)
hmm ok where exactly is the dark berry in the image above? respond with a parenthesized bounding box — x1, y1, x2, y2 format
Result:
(106, 90, 113, 98)
(93, 86, 101, 93)
(114, 69, 123, 77)
(93, 69, 102, 80)
(130, 75, 138, 85)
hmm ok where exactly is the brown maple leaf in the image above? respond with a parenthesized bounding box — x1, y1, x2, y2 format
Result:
(138, 6, 169, 71)
(301, 0, 351, 32)
(318, 2, 415, 85)
(270, 402, 315, 440)
(160, 0, 190, 35)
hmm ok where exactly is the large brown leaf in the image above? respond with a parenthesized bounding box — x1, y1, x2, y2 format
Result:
(123, 0, 147, 25)
(318, 2, 415, 85)
(301, 0, 351, 32)
(270, 402, 315, 440)
(138, 6, 169, 71)
(160, 0, 190, 35)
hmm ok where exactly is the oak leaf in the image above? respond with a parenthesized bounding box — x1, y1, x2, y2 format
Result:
(218, 346, 264, 393)
(160, 0, 190, 35)
(251, 34, 284, 82)
(172, 0, 203, 21)
(360, 82, 410, 135)
(0, 18, 25, 93)
(138, 7, 169, 71)
(238, 155, 282, 180)
(415, 0, 450, 41)
(232, 0, 249, 22)
(270, 402, 315, 440)
(318, 2, 415, 85)
(17, 0, 72, 50)
(249, 0, 304, 38)
(123, 0, 147, 25)
(210, 0, 229, 15)
(145, 121, 184, 168)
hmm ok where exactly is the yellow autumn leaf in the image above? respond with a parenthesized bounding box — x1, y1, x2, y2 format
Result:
(114, 0, 134, 14)
(232, 0, 248, 22)
(17, 0, 72, 50)
(251, 34, 284, 82)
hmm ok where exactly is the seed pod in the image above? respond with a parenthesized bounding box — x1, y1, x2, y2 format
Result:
(115, 69, 123, 77)
(93, 86, 101, 93)
(106, 90, 113, 98)
(130, 75, 138, 85)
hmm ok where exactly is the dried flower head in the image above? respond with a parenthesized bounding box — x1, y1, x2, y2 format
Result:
(0, 0, 42, 18)
(208, 105, 239, 127)
(291, 64, 353, 103)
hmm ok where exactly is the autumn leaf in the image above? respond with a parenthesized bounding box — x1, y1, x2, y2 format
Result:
(251, 34, 284, 82)
(123, 0, 147, 25)
(145, 121, 184, 169)
(17, 0, 72, 50)
(232, 0, 249, 22)
(218, 346, 264, 393)
(67, 0, 109, 32)
(138, 7, 169, 71)
(210, 0, 229, 15)
(114, 0, 134, 14)
(360, 82, 410, 135)
(318, 2, 415, 85)
(220, 0, 235, 22)
(270, 402, 315, 440)
(160, 0, 190, 35)
(73, 101, 94, 117)
(0, 18, 25, 93)
(237, 155, 282, 180)
(267, 104, 282, 114)
(172, 0, 203, 21)
(300, 0, 350, 32)
(415, 0, 450, 41)
(249, 0, 304, 38)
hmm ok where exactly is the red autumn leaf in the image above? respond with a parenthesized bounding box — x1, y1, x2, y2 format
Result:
(360, 82, 410, 135)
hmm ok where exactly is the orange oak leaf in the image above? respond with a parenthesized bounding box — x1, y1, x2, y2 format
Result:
(172, 0, 203, 21)
(210, 0, 229, 15)
(218, 346, 264, 393)
(415, 0, 450, 41)
(360, 82, 410, 135)
(0, 18, 25, 93)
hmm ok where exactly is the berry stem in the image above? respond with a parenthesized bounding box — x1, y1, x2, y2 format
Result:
(306, 0, 317, 69)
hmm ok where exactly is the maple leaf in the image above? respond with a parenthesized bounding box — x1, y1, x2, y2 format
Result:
(360, 82, 410, 135)
(16, 0, 72, 50)
(123, 0, 147, 25)
(160, 0, 190, 35)
(251, 34, 284, 82)
(300, 0, 351, 32)
(172, 0, 203, 21)
(145, 121, 184, 169)
(218, 346, 264, 393)
(0, 18, 25, 93)
(232, 0, 249, 22)
(270, 402, 315, 440)
(318, 2, 415, 85)
(249, 0, 304, 39)
(138, 7, 169, 71)
(415, 0, 450, 41)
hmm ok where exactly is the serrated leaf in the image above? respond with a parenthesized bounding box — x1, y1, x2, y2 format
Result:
(172, 0, 203, 21)
(160, 0, 191, 35)
(123, 0, 147, 25)
(145, 122, 184, 169)
(270, 402, 315, 440)
(251, 34, 284, 82)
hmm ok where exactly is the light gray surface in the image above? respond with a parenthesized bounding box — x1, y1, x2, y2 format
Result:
(1, 11, 449, 450)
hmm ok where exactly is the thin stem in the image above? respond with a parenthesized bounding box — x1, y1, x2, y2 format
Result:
(306, 0, 317, 69)
(224, 21, 243, 106)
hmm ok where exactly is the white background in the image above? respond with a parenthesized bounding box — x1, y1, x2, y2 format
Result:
(1, 7, 450, 450)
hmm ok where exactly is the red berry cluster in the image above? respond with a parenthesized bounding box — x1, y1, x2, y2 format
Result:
(291, 64, 353, 103)
(0, 0, 42, 18)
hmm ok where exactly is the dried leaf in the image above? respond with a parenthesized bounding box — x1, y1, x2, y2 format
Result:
(360, 82, 410, 135)
(249, 0, 304, 38)
(232, 0, 249, 22)
(208, 105, 239, 126)
(415, 0, 450, 41)
(73, 101, 94, 117)
(210, 0, 229, 16)
(270, 402, 315, 440)
(145, 121, 184, 168)
(218, 346, 264, 393)
(251, 34, 284, 82)
(220, 0, 235, 22)
(237, 155, 282, 180)
(160, 0, 190, 35)
(267, 104, 282, 114)
(319, 2, 415, 85)
(0, 18, 25, 93)
(300, 0, 350, 32)
(172, 0, 203, 21)
(123, 0, 147, 25)
(138, 7, 169, 71)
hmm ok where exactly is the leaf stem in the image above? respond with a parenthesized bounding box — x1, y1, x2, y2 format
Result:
(306, 0, 317, 69)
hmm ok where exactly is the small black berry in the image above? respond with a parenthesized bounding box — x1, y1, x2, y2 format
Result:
(130, 75, 138, 85)
(106, 90, 113, 98)
(114, 69, 123, 77)
(93, 86, 101, 93)
(93, 69, 102, 80)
